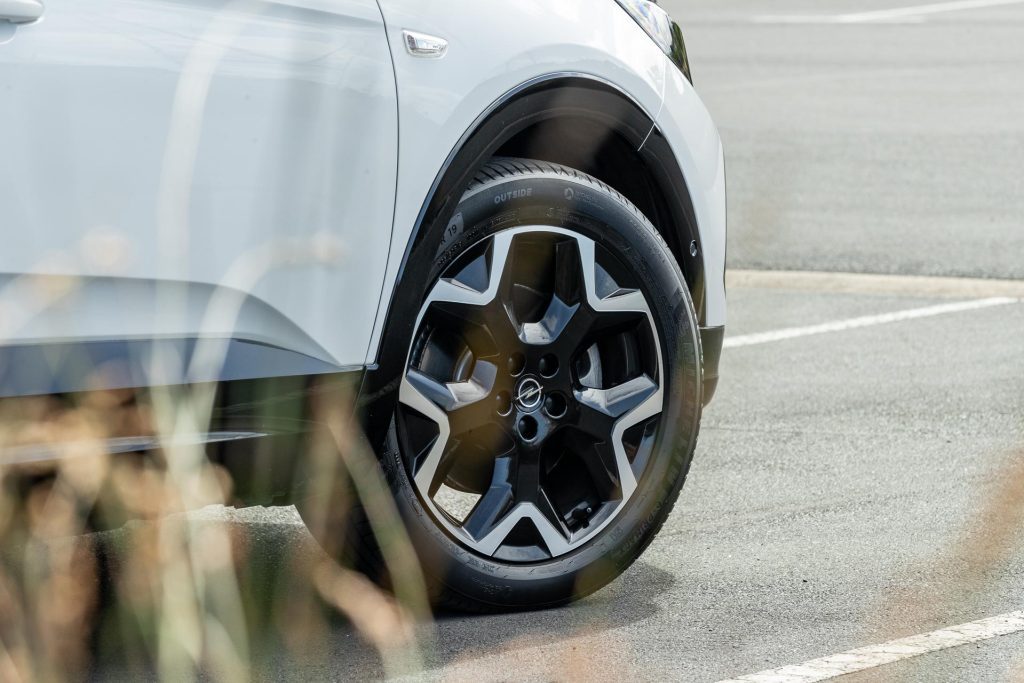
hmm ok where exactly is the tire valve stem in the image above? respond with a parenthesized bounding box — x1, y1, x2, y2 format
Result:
(568, 502, 594, 529)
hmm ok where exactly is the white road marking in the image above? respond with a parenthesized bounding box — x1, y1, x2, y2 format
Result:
(840, 0, 1024, 21)
(723, 297, 1018, 349)
(754, 0, 1024, 24)
(717, 610, 1024, 683)
(752, 14, 924, 24)
(727, 269, 1024, 300)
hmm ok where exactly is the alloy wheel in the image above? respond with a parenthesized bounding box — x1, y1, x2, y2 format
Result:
(398, 227, 664, 562)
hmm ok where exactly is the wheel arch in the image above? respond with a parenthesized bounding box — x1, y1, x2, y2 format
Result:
(489, 95, 706, 324)
(391, 75, 705, 324)
(362, 74, 706, 440)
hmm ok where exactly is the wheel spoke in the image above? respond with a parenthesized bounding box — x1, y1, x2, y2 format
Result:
(549, 238, 583, 302)
(473, 501, 572, 557)
(399, 374, 450, 494)
(576, 237, 646, 313)
(401, 361, 503, 492)
(450, 360, 499, 410)
(428, 277, 490, 307)
(590, 288, 648, 313)
(465, 434, 572, 557)
(418, 231, 521, 354)
(416, 230, 516, 342)
(462, 455, 515, 541)
(427, 231, 516, 306)
(400, 370, 449, 423)
(535, 486, 572, 539)
(573, 433, 622, 498)
(574, 375, 661, 500)
(575, 375, 659, 421)
(611, 376, 663, 432)
(534, 235, 649, 353)
(519, 296, 579, 345)
(515, 238, 586, 344)
(404, 364, 495, 414)
(401, 366, 493, 493)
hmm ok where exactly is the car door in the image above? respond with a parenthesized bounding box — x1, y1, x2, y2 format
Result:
(0, 0, 397, 385)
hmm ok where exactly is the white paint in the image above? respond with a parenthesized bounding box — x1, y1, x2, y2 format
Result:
(0, 0, 397, 366)
(839, 0, 1024, 22)
(727, 270, 1024, 300)
(659, 65, 728, 329)
(752, 15, 924, 24)
(717, 610, 1024, 683)
(754, 0, 1024, 24)
(724, 297, 1018, 349)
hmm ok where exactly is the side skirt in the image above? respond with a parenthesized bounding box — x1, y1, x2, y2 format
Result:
(0, 360, 366, 518)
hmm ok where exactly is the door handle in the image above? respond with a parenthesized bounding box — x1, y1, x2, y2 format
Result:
(0, 0, 43, 23)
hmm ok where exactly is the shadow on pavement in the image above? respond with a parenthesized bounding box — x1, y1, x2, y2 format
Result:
(83, 516, 675, 681)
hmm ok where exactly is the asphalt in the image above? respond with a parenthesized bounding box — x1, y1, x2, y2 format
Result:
(93, 1, 1024, 680)
(674, 0, 1024, 280)
(129, 284, 1019, 682)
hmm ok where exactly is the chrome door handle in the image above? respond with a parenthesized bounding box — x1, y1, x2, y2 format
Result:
(0, 0, 43, 23)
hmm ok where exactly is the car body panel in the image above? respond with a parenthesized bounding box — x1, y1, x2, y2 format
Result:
(365, 0, 673, 364)
(658, 65, 728, 328)
(0, 0, 398, 372)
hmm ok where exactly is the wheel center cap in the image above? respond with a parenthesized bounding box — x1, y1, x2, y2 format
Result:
(514, 377, 543, 412)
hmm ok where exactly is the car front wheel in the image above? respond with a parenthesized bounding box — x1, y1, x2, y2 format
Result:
(299, 158, 702, 611)
(376, 159, 703, 611)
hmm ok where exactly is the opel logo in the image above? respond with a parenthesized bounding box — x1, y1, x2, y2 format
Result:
(515, 377, 543, 412)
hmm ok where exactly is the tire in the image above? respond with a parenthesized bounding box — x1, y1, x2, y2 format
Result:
(305, 158, 702, 612)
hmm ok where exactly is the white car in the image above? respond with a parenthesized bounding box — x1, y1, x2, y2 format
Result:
(0, 0, 725, 610)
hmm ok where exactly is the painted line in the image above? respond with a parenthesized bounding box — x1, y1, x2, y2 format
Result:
(724, 297, 1018, 349)
(717, 610, 1024, 682)
(754, 0, 1024, 24)
(752, 15, 924, 24)
(840, 0, 1024, 22)
(727, 270, 1024, 300)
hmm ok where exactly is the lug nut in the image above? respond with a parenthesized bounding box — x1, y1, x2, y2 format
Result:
(544, 393, 567, 419)
(496, 391, 512, 416)
(508, 352, 526, 376)
(539, 354, 559, 378)
(517, 415, 538, 441)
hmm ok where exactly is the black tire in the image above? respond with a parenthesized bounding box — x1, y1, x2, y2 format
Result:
(305, 158, 702, 612)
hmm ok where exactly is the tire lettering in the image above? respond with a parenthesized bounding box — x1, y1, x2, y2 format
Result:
(493, 187, 533, 204)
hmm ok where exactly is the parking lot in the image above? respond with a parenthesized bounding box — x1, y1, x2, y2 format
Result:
(91, 0, 1024, 680)
(139, 277, 1023, 682)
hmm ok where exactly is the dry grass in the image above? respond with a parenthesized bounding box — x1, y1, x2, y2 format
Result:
(0, 383, 431, 682)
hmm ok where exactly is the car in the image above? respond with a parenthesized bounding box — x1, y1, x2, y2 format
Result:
(0, 0, 725, 611)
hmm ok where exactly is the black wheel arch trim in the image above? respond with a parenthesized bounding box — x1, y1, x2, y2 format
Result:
(699, 325, 723, 406)
(361, 72, 708, 446)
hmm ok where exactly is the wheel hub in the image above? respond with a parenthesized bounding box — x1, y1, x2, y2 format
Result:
(514, 376, 544, 412)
